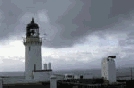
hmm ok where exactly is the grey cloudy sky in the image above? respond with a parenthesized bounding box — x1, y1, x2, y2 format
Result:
(0, 0, 132, 47)
(0, 0, 134, 71)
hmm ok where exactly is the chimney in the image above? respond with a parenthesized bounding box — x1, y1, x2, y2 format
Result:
(44, 64, 47, 70)
(48, 63, 51, 70)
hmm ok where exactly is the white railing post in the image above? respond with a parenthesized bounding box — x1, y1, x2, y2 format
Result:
(50, 75, 57, 88)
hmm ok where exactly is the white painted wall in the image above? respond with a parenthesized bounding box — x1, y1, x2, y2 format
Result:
(52, 74, 64, 80)
(3, 78, 48, 84)
(24, 38, 42, 80)
(33, 71, 52, 81)
(108, 58, 116, 83)
(101, 57, 116, 83)
(2, 74, 50, 84)
(3, 77, 25, 84)
(101, 58, 108, 80)
(50, 75, 57, 88)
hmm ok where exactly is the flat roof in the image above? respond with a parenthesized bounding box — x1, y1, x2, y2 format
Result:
(33, 69, 52, 72)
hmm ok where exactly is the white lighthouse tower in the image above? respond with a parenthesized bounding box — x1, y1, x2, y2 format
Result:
(23, 18, 42, 80)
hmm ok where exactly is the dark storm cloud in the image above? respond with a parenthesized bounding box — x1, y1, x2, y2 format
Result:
(109, 0, 134, 18)
(0, 0, 47, 39)
(0, 0, 23, 39)
(44, 0, 134, 48)
(0, 0, 134, 48)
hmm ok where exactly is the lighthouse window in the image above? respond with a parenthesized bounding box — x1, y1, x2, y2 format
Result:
(29, 47, 31, 51)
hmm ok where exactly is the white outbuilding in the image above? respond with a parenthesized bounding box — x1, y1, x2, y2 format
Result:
(101, 56, 116, 84)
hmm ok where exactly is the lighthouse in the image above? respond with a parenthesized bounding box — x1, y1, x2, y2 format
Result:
(23, 18, 42, 80)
